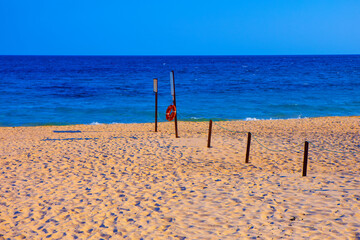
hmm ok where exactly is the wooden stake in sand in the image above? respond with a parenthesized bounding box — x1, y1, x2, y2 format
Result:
(302, 141, 309, 176)
(170, 71, 179, 138)
(245, 132, 252, 163)
(153, 78, 158, 132)
(207, 120, 213, 148)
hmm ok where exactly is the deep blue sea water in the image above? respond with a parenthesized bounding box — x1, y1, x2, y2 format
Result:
(0, 55, 359, 127)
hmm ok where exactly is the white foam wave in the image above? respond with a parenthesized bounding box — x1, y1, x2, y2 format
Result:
(90, 121, 131, 125)
(245, 116, 307, 121)
(245, 117, 262, 121)
(90, 122, 103, 125)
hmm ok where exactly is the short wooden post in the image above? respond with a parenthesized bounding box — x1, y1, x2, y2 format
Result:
(154, 78, 158, 132)
(207, 120, 213, 148)
(302, 141, 309, 177)
(245, 132, 251, 163)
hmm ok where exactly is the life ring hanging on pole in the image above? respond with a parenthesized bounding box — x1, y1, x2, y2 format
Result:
(166, 105, 177, 121)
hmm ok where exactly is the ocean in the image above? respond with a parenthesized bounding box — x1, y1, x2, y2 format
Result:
(0, 55, 359, 127)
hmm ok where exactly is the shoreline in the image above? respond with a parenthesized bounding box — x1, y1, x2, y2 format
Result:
(2, 114, 360, 129)
(0, 116, 359, 238)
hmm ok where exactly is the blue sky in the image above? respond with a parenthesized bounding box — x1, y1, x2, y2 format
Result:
(0, 0, 359, 55)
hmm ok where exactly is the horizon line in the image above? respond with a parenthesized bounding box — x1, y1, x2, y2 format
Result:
(0, 53, 359, 57)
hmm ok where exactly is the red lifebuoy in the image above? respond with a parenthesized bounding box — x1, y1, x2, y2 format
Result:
(166, 105, 176, 121)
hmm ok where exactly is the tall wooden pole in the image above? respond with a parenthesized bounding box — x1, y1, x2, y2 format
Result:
(154, 78, 158, 132)
(170, 71, 179, 138)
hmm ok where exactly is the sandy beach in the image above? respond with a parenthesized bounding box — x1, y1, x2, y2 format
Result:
(0, 116, 359, 239)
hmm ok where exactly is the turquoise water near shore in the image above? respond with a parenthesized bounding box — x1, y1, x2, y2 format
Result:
(0, 55, 359, 126)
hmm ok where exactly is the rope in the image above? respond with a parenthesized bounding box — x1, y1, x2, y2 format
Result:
(252, 134, 303, 152)
(308, 141, 360, 154)
(213, 121, 303, 152)
(157, 109, 360, 154)
(213, 121, 248, 135)
(212, 121, 360, 154)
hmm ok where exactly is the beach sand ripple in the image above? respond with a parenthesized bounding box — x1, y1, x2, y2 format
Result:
(0, 117, 359, 239)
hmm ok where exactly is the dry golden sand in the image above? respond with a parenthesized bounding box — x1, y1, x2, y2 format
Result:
(0, 116, 359, 239)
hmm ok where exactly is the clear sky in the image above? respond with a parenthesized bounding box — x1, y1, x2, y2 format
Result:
(1, 0, 359, 55)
